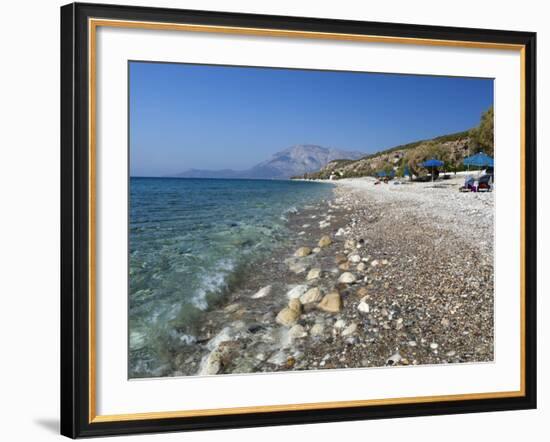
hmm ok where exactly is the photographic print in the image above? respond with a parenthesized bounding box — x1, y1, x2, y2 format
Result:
(128, 62, 495, 379)
(61, 4, 536, 436)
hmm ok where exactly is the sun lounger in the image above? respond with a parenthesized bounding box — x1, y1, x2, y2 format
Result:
(459, 175, 492, 192)
(477, 174, 492, 192)
(459, 176, 475, 192)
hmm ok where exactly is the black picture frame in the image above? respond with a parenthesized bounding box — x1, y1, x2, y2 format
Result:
(61, 2, 537, 438)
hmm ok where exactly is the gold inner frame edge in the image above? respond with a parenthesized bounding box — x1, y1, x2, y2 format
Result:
(87, 17, 527, 424)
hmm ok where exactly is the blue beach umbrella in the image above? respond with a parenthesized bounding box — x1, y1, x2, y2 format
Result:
(421, 158, 444, 168)
(463, 152, 494, 168)
(376, 170, 396, 180)
(420, 158, 444, 182)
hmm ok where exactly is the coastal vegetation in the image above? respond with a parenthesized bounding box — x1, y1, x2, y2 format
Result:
(296, 107, 493, 180)
(468, 106, 494, 156)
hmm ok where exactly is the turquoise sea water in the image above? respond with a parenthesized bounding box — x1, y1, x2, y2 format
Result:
(129, 177, 332, 376)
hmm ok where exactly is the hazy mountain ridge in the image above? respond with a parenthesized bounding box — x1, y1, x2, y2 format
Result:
(171, 145, 365, 179)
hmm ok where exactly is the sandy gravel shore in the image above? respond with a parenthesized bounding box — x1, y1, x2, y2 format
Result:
(161, 176, 494, 377)
(333, 176, 494, 255)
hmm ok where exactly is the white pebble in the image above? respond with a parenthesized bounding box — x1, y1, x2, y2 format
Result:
(357, 297, 370, 313)
(286, 285, 308, 299)
(251, 285, 272, 299)
(334, 319, 346, 329)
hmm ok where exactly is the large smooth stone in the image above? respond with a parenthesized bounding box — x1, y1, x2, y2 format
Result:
(300, 287, 322, 304)
(288, 298, 302, 313)
(317, 291, 342, 313)
(306, 268, 322, 280)
(338, 272, 356, 284)
(198, 351, 222, 375)
(276, 307, 300, 327)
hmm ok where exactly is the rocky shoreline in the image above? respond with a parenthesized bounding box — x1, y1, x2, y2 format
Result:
(159, 176, 494, 378)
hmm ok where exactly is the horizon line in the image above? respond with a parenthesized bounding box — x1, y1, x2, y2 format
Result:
(131, 126, 474, 177)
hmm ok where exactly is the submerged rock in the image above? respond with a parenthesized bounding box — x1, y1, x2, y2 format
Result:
(288, 262, 308, 274)
(318, 235, 332, 248)
(267, 351, 288, 365)
(306, 268, 322, 280)
(129, 331, 147, 351)
(289, 324, 307, 340)
(232, 358, 258, 373)
(318, 291, 342, 313)
(285, 256, 311, 274)
(247, 323, 265, 334)
(276, 307, 300, 327)
(199, 339, 242, 376)
(288, 298, 302, 312)
(300, 287, 322, 304)
(294, 246, 312, 257)
(198, 351, 222, 375)
(224, 303, 241, 313)
(334, 254, 347, 265)
(287, 284, 309, 300)
(251, 285, 272, 299)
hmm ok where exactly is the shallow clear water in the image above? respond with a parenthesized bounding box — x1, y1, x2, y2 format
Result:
(129, 177, 332, 376)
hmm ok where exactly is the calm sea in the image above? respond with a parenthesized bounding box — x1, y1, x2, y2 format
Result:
(129, 177, 332, 375)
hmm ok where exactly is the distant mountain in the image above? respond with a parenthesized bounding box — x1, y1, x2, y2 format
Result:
(171, 145, 365, 179)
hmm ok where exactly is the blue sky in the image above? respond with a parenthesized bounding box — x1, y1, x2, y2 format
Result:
(129, 61, 493, 177)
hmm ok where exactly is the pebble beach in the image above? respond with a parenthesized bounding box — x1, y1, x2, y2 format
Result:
(154, 176, 494, 377)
